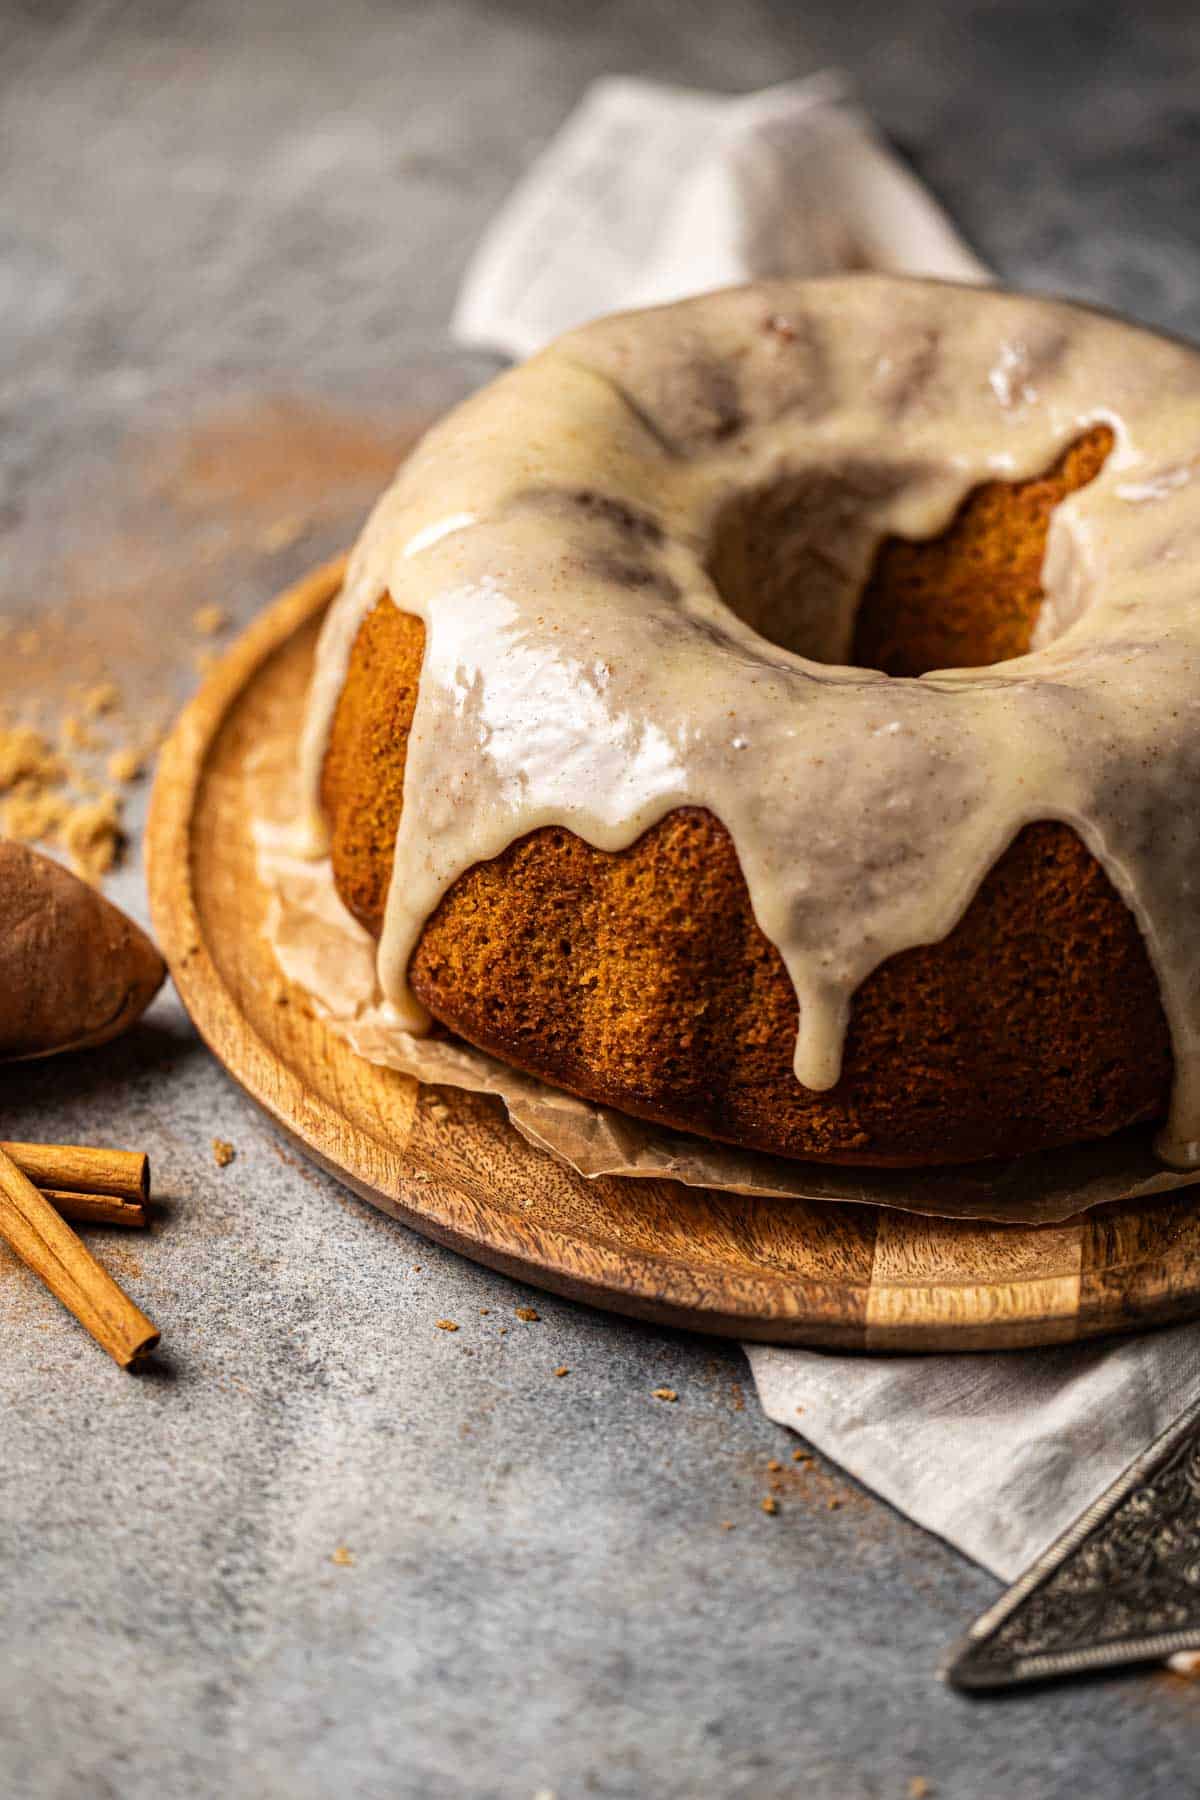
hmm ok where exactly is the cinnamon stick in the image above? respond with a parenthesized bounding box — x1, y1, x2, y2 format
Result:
(0, 1146, 159, 1367)
(1, 1141, 148, 1203)
(42, 1189, 148, 1229)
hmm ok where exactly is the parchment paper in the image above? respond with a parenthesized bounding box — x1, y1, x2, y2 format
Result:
(253, 751, 1200, 1225)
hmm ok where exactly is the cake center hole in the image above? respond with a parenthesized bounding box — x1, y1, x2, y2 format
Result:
(706, 424, 1113, 676)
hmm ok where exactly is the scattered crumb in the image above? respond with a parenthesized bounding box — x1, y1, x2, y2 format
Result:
(499, 1328, 508, 1336)
(435, 1319, 459, 1333)
(795, 1405, 804, 1416)
(106, 745, 142, 784)
(719, 1520, 735, 1532)
(515, 1306, 540, 1322)
(479, 1308, 490, 1316)
(767, 1459, 782, 1473)
(259, 513, 305, 553)
(760, 1497, 779, 1516)
(653, 1387, 678, 1403)
(827, 1496, 842, 1512)
(411, 1265, 421, 1272)
(792, 1448, 813, 1464)
(4, 786, 69, 842)
(192, 604, 229, 636)
(330, 1545, 355, 1568)
(908, 1781, 932, 1800)
(554, 1366, 569, 1378)
(82, 680, 120, 718)
(60, 714, 93, 751)
(211, 1138, 236, 1168)
(0, 723, 62, 792)
(61, 790, 124, 882)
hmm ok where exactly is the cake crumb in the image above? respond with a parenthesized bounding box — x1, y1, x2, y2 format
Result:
(82, 681, 120, 718)
(61, 791, 124, 882)
(479, 1308, 490, 1315)
(331, 1545, 355, 1568)
(760, 1497, 779, 1516)
(827, 1496, 842, 1512)
(515, 1306, 540, 1322)
(0, 723, 61, 792)
(908, 1780, 932, 1799)
(653, 1387, 678, 1403)
(211, 1138, 236, 1168)
(60, 714, 93, 751)
(554, 1366, 569, 1378)
(792, 1448, 813, 1464)
(106, 745, 143, 784)
(435, 1319, 459, 1332)
(192, 604, 229, 636)
(767, 1459, 782, 1472)
(719, 1520, 735, 1532)
(4, 786, 69, 842)
(794, 1405, 804, 1416)
(260, 513, 305, 553)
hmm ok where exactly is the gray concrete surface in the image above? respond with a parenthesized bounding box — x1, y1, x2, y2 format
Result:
(3, 1, 1200, 1794)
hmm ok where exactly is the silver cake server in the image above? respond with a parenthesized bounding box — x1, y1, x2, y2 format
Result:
(944, 1386, 1200, 1690)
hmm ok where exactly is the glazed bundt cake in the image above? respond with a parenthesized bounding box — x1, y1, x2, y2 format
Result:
(301, 276, 1200, 1168)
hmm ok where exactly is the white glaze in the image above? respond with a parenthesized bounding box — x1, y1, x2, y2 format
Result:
(300, 276, 1200, 1165)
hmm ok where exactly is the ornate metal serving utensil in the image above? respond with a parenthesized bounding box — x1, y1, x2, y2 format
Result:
(944, 1388, 1200, 1690)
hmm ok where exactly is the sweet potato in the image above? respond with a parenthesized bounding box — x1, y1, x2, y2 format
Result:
(0, 841, 165, 1059)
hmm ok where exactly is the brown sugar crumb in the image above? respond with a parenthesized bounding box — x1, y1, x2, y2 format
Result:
(4, 786, 69, 843)
(515, 1306, 540, 1322)
(827, 1496, 842, 1512)
(330, 1545, 355, 1568)
(106, 745, 143, 784)
(82, 681, 120, 718)
(60, 715, 93, 752)
(192, 604, 229, 637)
(259, 513, 306, 553)
(767, 1459, 782, 1473)
(479, 1308, 490, 1316)
(719, 1520, 735, 1532)
(792, 1449, 813, 1465)
(435, 1318, 459, 1332)
(0, 723, 62, 792)
(908, 1781, 932, 1800)
(554, 1366, 569, 1378)
(211, 1138, 236, 1168)
(760, 1497, 779, 1516)
(653, 1387, 678, 1403)
(61, 791, 124, 882)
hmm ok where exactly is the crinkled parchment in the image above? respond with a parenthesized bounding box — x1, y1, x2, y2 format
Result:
(252, 751, 1200, 1225)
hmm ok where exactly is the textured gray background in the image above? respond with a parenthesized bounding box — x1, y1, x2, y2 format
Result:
(3, 1, 1200, 1795)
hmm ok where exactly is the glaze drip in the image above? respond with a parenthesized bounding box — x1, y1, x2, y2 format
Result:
(300, 277, 1200, 1166)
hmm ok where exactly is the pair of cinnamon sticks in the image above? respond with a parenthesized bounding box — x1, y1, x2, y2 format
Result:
(0, 1140, 159, 1368)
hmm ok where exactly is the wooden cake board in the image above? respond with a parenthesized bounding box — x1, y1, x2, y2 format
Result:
(146, 562, 1200, 1350)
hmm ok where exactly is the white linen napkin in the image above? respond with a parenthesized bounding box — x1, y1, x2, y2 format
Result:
(451, 72, 1200, 1581)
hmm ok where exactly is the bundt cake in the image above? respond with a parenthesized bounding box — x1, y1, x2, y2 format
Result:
(300, 275, 1200, 1168)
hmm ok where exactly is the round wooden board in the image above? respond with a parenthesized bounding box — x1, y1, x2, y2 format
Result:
(147, 562, 1200, 1350)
